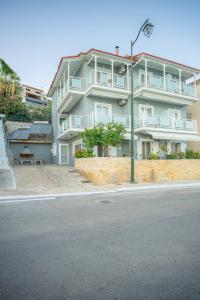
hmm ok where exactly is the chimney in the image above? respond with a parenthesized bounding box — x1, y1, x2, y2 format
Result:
(115, 45, 119, 56)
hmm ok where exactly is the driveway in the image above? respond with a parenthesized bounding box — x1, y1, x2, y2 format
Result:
(0, 188, 200, 299)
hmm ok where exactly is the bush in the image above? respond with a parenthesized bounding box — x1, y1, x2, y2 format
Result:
(185, 149, 200, 159)
(74, 149, 94, 158)
(149, 152, 158, 160)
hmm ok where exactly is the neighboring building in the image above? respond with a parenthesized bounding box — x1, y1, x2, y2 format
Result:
(22, 84, 51, 106)
(47, 48, 200, 165)
(9, 121, 53, 164)
(187, 79, 200, 150)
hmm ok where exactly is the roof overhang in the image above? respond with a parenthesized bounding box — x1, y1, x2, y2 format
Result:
(133, 53, 200, 74)
(144, 130, 200, 141)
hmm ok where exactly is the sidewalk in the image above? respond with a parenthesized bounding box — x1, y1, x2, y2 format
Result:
(1, 166, 200, 199)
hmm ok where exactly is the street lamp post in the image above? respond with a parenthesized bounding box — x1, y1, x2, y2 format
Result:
(130, 19, 154, 183)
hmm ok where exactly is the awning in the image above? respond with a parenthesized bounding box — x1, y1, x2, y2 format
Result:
(145, 131, 200, 142)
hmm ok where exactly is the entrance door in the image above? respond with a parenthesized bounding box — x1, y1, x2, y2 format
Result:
(95, 103, 111, 124)
(142, 141, 151, 159)
(59, 144, 68, 165)
(171, 111, 181, 128)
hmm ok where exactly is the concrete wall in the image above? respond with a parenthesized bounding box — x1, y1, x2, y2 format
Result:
(9, 143, 52, 164)
(75, 157, 200, 185)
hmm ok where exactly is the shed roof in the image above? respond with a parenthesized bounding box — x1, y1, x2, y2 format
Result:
(9, 123, 52, 140)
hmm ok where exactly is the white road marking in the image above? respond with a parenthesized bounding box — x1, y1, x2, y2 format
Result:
(0, 197, 56, 204)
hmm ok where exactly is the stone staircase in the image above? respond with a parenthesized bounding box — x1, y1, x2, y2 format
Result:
(0, 117, 16, 189)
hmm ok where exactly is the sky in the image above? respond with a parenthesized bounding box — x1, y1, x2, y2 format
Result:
(0, 0, 200, 93)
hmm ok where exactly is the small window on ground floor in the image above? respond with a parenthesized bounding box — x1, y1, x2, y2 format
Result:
(73, 139, 82, 156)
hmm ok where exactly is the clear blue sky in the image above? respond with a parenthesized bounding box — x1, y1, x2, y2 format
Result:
(1, 0, 199, 92)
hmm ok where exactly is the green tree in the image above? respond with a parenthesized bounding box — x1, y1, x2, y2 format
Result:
(81, 122, 126, 157)
(0, 58, 22, 116)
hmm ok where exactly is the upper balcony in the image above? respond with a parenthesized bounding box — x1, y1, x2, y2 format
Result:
(133, 57, 198, 105)
(55, 51, 199, 114)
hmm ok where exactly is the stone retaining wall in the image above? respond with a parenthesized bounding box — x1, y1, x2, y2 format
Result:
(75, 158, 200, 185)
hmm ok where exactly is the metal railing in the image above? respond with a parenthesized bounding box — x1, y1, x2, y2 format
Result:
(134, 73, 195, 97)
(91, 70, 128, 90)
(136, 115, 197, 131)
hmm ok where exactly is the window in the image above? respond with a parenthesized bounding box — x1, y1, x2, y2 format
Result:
(139, 105, 154, 120)
(95, 103, 112, 124)
(171, 143, 181, 153)
(73, 139, 82, 156)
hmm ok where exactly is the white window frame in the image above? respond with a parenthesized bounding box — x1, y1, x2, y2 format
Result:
(59, 143, 69, 165)
(139, 104, 154, 119)
(72, 139, 82, 156)
(95, 102, 112, 124)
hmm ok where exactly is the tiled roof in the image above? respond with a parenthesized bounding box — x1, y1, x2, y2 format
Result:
(9, 123, 52, 140)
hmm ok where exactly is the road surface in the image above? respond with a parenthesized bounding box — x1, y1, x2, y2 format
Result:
(0, 188, 200, 299)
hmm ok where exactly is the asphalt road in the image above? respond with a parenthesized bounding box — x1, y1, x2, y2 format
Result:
(0, 188, 200, 300)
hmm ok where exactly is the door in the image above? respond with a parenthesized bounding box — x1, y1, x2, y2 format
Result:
(59, 144, 69, 165)
(171, 111, 181, 128)
(139, 105, 153, 125)
(142, 141, 151, 159)
(95, 103, 111, 124)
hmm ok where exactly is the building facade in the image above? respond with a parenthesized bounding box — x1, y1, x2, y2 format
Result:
(48, 48, 200, 165)
(22, 84, 50, 106)
(187, 79, 200, 150)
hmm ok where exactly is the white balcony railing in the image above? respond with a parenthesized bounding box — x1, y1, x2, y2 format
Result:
(136, 115, 197, 131)
(91, 70, 128, 90)
(60, 113, 197, 135)
(134, 73, 195, 98)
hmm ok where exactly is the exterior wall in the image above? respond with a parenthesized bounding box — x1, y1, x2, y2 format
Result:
(9, 143, 52, 164)
(75, 157, 200, 185)
(52, 52, 198, 165)
(52, 91, 59, 164)
(187, 81, 200, 150)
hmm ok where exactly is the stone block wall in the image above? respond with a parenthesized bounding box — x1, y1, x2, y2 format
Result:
(75, 158, 200, 185)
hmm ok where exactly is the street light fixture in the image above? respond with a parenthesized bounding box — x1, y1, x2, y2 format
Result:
(130, 19, 154, 183)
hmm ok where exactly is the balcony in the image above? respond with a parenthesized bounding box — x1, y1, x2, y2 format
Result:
(57, 76, 85, 113)
(59, 113, 130, 139)
(86, 70, 130, 100)
(135, 115, 197, 132)
(134, 73, 197, 105)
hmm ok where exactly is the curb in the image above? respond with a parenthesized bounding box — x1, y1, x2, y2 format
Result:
(0, 182, 200, 201)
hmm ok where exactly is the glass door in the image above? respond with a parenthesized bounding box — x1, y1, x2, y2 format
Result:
(142, 141, 151, 159)
(59, 144, 68, 165)
(95, 103, 111, 124)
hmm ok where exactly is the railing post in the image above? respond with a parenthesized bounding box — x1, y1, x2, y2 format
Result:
(94, 56, 97, 85)
(111, 59, 114, 87)
(193, 74, 197, 97)
(144, 59, 148, 86)
(127, 64, 130, 90)
(179, 69, 182, 94)
(67, 61, 70, 90)
(163, 64, 166, 91)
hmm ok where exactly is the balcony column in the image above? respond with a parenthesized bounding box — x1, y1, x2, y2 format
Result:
(144, 59, 148, 86)
(127, 64, 130, 90)
(63, 71, 65, 96)
(111, 59, 114, 87)
(179, 69, 182, 94)
(163, 64, 166, 91)
(67, 61, 70, 89)
(193, 73, 197, 97)
(59, 81, 61, 102)
(94, 56, 97, 84)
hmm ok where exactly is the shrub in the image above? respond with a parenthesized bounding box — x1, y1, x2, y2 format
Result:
(149, 152, 158, 160)
(185, 149, 200, 159)
(74, 149, 94, 158)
